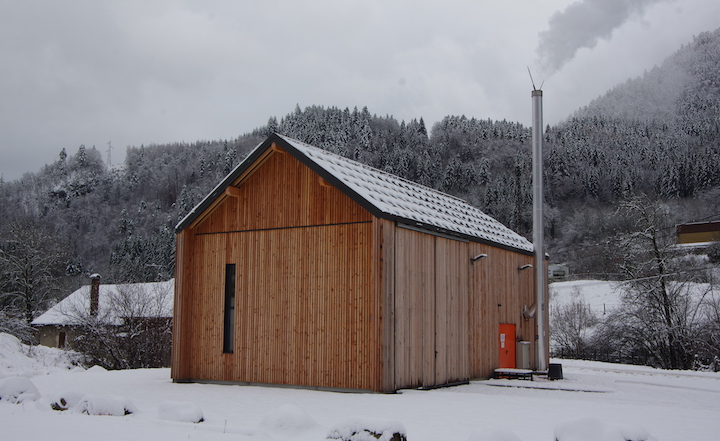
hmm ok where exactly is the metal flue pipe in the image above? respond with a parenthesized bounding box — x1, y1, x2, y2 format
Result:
(532, 89, 548, 372)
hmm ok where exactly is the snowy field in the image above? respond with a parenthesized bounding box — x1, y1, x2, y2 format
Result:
(549, 277, 719, 318)
(550, 280, 623, 316)
(2, 332, 720, 441)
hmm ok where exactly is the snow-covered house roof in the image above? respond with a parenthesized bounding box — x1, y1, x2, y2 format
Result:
(31, 280, 174, 326)
(176, 134, 533, 254)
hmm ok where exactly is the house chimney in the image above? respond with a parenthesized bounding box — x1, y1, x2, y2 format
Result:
(89, 273, 101, 317)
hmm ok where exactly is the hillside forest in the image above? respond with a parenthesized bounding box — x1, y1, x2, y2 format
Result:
(2, 29, 720, 370)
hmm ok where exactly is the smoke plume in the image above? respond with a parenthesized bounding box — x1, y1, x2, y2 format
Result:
(536, 0, 668, 75)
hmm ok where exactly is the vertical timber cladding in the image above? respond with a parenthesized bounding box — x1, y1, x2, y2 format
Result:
(178, 146, 382, 390)
(393, 226, 470, 389)
(229, 223, 378, 390)
(468, 242, 536, 378)
(171, 230, 189, 380)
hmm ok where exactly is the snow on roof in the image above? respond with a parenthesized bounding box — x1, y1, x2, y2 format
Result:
(279, 135, 533, 253)
(176, 134, 533, 253)
(31, 280, 174, 326)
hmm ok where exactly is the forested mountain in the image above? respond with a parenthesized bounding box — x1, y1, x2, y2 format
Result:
(2, 28, 720, 334)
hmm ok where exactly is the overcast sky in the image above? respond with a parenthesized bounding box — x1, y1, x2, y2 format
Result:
(1, 0, 719, 181)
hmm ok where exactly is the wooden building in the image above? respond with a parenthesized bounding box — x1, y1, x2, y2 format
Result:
(172, 134, 547, 392)
(676, 221, 720, 245)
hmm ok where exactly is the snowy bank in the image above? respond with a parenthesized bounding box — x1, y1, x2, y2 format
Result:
(0, 333, 84, 378)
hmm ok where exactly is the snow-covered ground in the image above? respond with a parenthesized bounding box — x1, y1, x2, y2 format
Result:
(2, 332, 719, 441)
(3, 278, 720, 441)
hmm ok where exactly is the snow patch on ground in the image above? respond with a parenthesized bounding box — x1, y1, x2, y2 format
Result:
(157, 400, 204, 423)
(467, 427, 521, 441)
(327, 417, 406, 441)
(0, 333, 84, 378)
(554, 416, 655, 441)
(259, 403, 319, 432)
(550, 280, 622, 316)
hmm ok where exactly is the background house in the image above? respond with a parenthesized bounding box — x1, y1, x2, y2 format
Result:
(32, 276, 174, 368)
(172, 134, 547, 392)
(676, 220, 720, 245)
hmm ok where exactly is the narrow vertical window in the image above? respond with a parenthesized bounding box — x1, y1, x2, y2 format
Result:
(223, 264, 236, 354)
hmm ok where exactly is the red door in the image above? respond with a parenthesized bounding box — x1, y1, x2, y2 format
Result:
(499, 324, 516, 368)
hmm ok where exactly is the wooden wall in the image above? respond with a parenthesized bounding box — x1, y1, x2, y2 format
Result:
(391, 227, 469, 389)
(385, 226, 537, 389)
(467, 242, 536, 379)
(173, 147, 382, 390)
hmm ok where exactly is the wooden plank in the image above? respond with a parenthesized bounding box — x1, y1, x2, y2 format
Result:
(433, 237, 447, 387)
(379, 219, 396, 392)
(393, 227, 434, 389)
(431, 237, 470, 386)
(441, 237, 469, 384)
(171, 230, 189, 379)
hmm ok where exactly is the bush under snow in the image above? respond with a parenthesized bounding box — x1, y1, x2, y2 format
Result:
(0, 376, 40, 403)
(48, 390, 87, 411)
(74, 394, 138, 416)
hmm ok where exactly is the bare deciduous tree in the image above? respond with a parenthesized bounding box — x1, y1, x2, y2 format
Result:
(550, 288, 599, 359)
(58, 281, 172, 369)
(609, 196, 709, 369)
(0, 221, 67, 326)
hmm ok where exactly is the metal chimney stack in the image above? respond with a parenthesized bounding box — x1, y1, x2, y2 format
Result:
(532, 89, 548, 372)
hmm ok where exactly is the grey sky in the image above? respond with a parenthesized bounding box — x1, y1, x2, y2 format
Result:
(1, 0, 718, 181)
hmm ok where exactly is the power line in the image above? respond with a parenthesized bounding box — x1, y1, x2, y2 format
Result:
(550, 212, 720, 258)
(561, 265, 719, 284)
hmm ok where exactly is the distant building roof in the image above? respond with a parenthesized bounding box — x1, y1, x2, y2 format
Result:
(676, 220, 720, 234)
(676, 220, 720, 245)
(31, 279, 174, 326)
(176, 134, 533, 254)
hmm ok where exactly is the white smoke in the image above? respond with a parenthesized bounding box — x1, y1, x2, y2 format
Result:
(536, 0, 670, 75)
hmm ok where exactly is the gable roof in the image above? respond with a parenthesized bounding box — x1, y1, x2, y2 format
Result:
(31, 280, 174, 326)
(176, 134, 533, 254)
